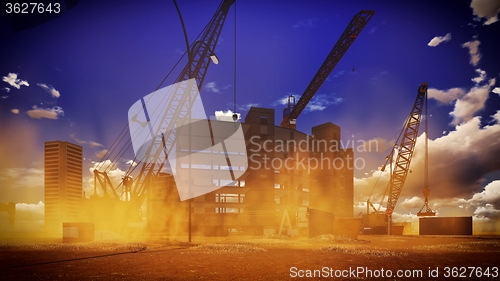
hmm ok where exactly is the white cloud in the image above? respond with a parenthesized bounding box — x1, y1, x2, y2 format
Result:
(474, 204, 500, 219)
(69, 134, 103, 148)
(11, 109, 19, 114)
(37, 83, 60, 98)
(470, 0, 500, 25)
(462, 38, 482, 66)
(90, 159, 117, 174)
(175, 48, 186, 55)
(214, 109, 240, 121)
(27, 105, 64, 119)
(399, 196, 423, 209)
(95, 149, 108, 159)
(13, 201, 45, 230)
(2, 73, 29, 89)
(332, 70, 346, 78)
(16, 201, 44, 217)
(471, 69, 487, 83)
(443, 181, 500, 220)
(0, 96, 8, 99)
(70, 133, 87, 145)
(4, 167, 44, 189)
(89, 141, 103, 148)
(451, 78, 495, 124)
(369, 71, 388, 84)
(484, 16, 499, 24)
(493, 87, 500, 94)
(305, 94, 343, 112)
(274, 95, 292, 106)
(429, 70, 495, 125)
(2, 87, 10, 92)
(468, 180, 500, 209)
(237, 103, 260, 111)
(273, 93, 343, 113)
(204, 81, 220, 93)
(292, 18, 318, 28)
(427, 33, 452, 47)
(428, 87, 466, 104)
(126, 160, 138, 167)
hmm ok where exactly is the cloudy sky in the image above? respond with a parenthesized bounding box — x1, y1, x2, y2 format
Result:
(0, 0, 499, 233)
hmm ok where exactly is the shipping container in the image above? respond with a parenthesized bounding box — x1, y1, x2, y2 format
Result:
(419, 217, 472, 235)
(334, 218, 361, 239)
(308, 208, 335, 238)
(63, 222, 95, 243)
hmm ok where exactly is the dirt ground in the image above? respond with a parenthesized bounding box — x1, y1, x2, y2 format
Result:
(1, 234, 499, 280)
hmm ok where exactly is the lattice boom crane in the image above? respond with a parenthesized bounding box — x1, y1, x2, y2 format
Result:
(128, 0, 235, 205)
(385, 82, 428, 216)
(280, 10, 374, 129)
(363, 82, 433, 235)
(90, 0, 235, 221)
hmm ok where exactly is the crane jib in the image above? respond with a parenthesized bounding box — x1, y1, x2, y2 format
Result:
(280, 10, 375, 129)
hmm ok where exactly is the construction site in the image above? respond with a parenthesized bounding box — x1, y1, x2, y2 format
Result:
(1, 0, 499, 280)
(66, 3, 371, 240)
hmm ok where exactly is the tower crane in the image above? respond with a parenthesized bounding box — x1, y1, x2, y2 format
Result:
(363, 82, 435, 235)
(88, 0, 235, 225)
(280, 10, 374, 129)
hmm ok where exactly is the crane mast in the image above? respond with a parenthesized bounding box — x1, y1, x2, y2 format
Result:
(363, 82, 433, 234)
(386, 82, 427, 215)
(280, 10, 374, 129)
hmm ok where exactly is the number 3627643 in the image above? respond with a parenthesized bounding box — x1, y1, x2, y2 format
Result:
(6, 3, 61, 14)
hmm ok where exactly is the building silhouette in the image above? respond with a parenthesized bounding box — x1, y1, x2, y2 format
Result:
(44, 141, 83, 233)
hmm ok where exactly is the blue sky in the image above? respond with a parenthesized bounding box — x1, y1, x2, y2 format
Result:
(1, 0, 499, 232)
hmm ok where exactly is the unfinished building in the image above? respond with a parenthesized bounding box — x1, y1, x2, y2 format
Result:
(147, 107, 353, 234)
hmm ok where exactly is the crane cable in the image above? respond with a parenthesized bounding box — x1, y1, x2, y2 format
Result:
(425, 89, 428, 193)
(367, 108, 411, 212)
(233, 0, 237, 114)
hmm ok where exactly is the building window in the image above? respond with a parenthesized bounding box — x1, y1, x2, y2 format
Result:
(215, 193, 240, 203)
